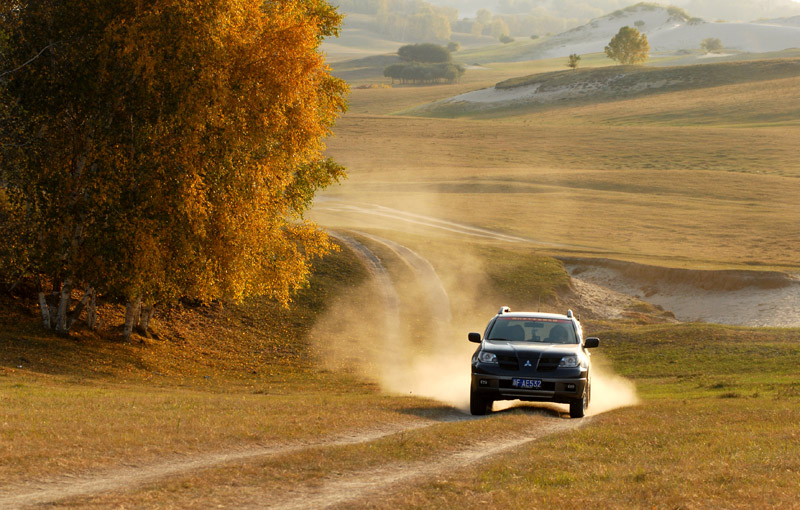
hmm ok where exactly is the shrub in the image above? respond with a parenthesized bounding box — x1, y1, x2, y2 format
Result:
(397, 43, 451, 63)
(701, 37, 723, 53)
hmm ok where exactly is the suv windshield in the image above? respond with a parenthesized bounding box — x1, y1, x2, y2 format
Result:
(487, 317, 577, 344)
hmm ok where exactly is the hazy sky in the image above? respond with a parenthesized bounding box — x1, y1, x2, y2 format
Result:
(430, 0, 800, 21)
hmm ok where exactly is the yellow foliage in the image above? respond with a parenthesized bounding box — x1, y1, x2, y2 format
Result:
(1, 0, 348, 315)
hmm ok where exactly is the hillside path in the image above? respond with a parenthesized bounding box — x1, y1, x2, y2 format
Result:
(0, 421, 435, 509)
(243, 416, 587, 510)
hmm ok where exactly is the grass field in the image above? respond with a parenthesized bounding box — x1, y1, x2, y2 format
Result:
(2, 54, 800, 508)
(315, 58, 800, 272)
(3, 239, 798, 508)
(3, 235, 799, 508)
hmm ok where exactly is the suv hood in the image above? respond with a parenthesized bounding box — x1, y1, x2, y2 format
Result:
(482, 340, 580, 358)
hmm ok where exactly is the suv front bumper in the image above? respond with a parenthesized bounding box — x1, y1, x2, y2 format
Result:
(470, 370, 588, 404)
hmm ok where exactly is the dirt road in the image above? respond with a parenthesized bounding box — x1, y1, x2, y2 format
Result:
(258, 416, 586, 510)
(0, 412, 587, 509)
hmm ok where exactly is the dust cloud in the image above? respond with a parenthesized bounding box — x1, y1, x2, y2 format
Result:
(310, 232, 488, 411)
(587, 364, 640, 416)
(311, 230, 639, 416)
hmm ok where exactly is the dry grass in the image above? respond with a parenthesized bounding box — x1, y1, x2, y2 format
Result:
(365, 399, 800, 510)
(17, 320, 799, 509)
(345, 323, 800, 509)
(3, 56, 800, 509)
(316, 64, 800, 271)
(0, 247, 449, 484)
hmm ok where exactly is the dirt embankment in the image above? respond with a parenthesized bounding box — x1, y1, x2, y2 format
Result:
(563, 257, 796, 292)
(562, 257, 800, 327)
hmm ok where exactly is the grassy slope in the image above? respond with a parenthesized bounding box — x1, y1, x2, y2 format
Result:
(366, 323, 800, 509)
(4, 247, 798, 508)
(0, 238, 574, 486)
(2, 242, 799, 508)
(413, 58, 800, 119)
(0, 247, 428, 483)
(316, 57, 800, 272)
(3, 54, 800, 509)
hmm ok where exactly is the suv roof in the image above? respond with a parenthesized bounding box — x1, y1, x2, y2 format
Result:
(495, 306, 576, 321)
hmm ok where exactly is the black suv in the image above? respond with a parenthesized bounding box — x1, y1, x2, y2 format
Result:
(469, 307, 599, 418)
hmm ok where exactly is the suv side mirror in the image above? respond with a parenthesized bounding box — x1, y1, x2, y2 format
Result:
(584, 337, 599, 348)
(468, 332, 482, 343)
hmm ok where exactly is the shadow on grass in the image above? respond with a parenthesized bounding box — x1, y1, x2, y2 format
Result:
(398, 406, 477, 422)
(399, 401, 567, 422)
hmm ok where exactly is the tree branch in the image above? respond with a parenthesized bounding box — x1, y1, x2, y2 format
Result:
(0, 41, 59, 80)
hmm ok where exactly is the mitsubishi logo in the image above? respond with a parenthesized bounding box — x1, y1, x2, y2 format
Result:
(523, 359, 532, 367)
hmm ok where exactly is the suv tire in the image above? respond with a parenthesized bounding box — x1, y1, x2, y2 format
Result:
(569, 383, 590, 418)
(470, 389, 493, 415)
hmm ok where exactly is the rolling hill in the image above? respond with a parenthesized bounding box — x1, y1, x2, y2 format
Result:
(524, 3, 800, 60)
(408, 57, 800, 117)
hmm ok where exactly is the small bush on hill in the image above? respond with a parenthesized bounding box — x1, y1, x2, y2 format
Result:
(701, 37, 723, 53)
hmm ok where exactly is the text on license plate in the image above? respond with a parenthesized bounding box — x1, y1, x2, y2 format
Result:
(512, 378, 542, 389)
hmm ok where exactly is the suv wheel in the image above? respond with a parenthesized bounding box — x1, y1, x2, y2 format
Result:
(569, 391, 588, 418)
(470, 389, 493, 415)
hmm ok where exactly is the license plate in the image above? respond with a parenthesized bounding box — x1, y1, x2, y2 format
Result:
(512, 378, 542, 389)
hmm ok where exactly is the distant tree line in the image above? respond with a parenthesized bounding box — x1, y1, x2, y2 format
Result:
(383, 62, 465, 84)
(338, 0, 800, 45)
(397, 42, 450, 62)
(337, 0, 455, 42)
(384, 43, 465, 84)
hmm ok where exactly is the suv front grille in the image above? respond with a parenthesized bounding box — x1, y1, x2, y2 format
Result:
(497, 354, 519, 371)
(536, 357, 560, 372)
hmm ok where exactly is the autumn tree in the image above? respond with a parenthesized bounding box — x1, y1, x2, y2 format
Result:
(604, 26, 650, 65)
(0, 0, 348, 340)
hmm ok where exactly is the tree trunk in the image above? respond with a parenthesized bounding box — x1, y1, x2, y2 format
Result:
(123, 296, 142, 343)
(87, 288, 97, 329)
(38, 292, 51, 329)
(67, 285, 93, 330)
(55, 278, 72, 333)
(138, 304, 155, 337)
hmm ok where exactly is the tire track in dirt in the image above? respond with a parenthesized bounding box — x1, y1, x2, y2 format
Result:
(329, 232, 402, 340)
(249, 233, 589, 510)
(352, 230, 453, 346)
(0, 421, 450, 509)
(355, 231, 452, 322)
(315, 199, 586, 249)
(252, 417, 589, 510)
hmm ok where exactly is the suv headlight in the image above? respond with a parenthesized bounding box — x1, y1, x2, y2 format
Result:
(559, 355, 587, 368)
(478, 351, 498, 364)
